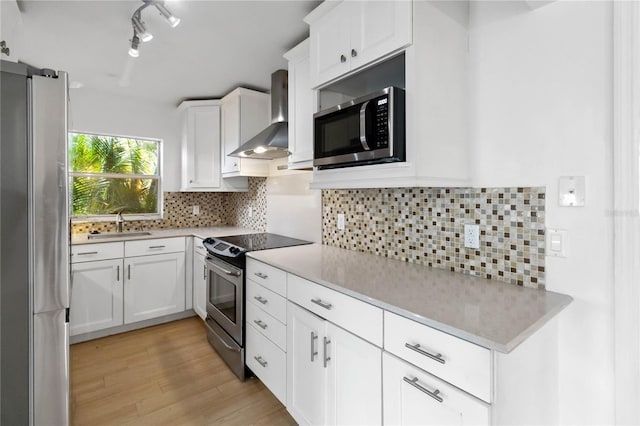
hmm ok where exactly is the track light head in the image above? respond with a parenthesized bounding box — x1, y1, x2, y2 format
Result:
(128, 34, 140, 58)
(132, 13, 153, 42)
(155, 2, 180, 28)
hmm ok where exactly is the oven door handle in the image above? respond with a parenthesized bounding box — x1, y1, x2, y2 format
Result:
(207, 259, 241, 277)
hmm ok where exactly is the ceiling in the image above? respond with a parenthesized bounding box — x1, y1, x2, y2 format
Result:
(16, 0, 320, 106)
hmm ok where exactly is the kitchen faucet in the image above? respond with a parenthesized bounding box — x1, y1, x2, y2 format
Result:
(115, 211, 124, 233)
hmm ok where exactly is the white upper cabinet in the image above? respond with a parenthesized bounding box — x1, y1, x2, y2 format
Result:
(220, 88, 271, 177)
(0, 0, 22, 63)
(308, 0, 471, 189)
(306, 0, 412, 88)
(284, 39, 315, 169)
(179, 100, 248, 192)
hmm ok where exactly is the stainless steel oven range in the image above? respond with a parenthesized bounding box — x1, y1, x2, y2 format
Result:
(202, 233, 312, 380)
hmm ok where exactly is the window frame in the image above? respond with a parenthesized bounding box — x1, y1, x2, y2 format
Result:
(68, 130, 164, 222)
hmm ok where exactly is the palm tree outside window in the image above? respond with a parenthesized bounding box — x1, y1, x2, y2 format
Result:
(69, 132, 162, 220)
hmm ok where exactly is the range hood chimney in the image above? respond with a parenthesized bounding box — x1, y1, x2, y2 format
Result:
(229, 69, 289, 159)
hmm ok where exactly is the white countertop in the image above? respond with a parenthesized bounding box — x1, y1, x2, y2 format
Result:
(247, 244, 573, 353)
(71, 226, 257, 245)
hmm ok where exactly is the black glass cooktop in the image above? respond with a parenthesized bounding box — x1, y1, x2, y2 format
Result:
(217, 233, 311, 252)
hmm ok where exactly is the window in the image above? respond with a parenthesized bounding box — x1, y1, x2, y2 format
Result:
(69, 132, 162, 220)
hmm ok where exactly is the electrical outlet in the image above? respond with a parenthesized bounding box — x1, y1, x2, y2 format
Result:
(464, 224, 480, 249)
(337, 213, 345, 230)
(247, 207, 253, 218)
(192, 205, 200, 215)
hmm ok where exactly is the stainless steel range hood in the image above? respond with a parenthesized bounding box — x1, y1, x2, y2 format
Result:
(229, 69, 289, 159)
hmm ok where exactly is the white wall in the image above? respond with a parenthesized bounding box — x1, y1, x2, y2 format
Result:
(68, 89, 182, 191)
(266, 173, 322, 243)
(469, 1, 614, 424)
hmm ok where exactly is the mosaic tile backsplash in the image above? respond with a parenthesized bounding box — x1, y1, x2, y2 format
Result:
(322, 187, 546, 289)
(71, 178, 267, 234)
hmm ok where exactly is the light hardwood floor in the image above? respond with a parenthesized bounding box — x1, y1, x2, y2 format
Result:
(70, 317, 296, 426)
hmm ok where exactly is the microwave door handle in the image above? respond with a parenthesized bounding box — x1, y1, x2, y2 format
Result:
(359, 101, 371, 151)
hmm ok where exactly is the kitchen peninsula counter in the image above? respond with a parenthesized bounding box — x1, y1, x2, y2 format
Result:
(71, 226, 257, 245)
(248, 243, 572, 353)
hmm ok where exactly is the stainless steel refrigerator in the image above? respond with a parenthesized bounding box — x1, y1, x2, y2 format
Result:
(1, 60, 70, 425)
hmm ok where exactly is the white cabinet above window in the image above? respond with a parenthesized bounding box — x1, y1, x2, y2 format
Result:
(305, 0, 413, 88)
(179, 100, 248, 192)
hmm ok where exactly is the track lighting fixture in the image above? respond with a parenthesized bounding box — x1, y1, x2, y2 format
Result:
(154, 2, 181, 28)
(127, 0, 180, 58)
(128, 34, 140, 58)
(132, 12, 153, 42)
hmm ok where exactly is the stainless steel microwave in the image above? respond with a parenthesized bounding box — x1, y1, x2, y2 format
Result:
(313, 86, 405, 169)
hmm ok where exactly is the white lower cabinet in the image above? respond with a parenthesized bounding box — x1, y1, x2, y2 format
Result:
(124, 251, 186, 324)
(70, 258, 124, 336)
(287, 301, 382, 426)
(383, 352, 490, 425)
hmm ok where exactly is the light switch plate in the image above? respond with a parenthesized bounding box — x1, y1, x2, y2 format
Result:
(558, 176, 585, 207)
(337, 214, 345, 230)
(546, 228, 568, 257)
(192, 205, 200, 215)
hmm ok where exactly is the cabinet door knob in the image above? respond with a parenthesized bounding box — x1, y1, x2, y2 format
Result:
(340, 54, 347, 63)
(351, 49, 357, 58)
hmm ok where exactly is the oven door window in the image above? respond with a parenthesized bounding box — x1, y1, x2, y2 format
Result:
(209, 272, 237, 323)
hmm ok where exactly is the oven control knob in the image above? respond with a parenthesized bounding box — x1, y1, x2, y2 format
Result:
(229, 247, 239, 254)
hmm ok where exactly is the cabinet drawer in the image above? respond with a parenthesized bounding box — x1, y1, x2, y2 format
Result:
(246, 259, 287, 296)
(383, 352, 490, 425)
(384, 311, 492, 403)
(287, 274, 383, 347)
(247, 279, 287, 324)
(194, 237, 206, 256)
(246, 301, 286, 351)
(71, 242, 123, 263)
(125, 237, 185, 257)
(246, 323, 287, 405)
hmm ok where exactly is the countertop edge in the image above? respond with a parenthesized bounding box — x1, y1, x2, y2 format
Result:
(247, 250, 574, 354)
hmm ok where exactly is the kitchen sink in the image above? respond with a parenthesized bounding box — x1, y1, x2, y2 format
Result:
(87, 231, 152, 240)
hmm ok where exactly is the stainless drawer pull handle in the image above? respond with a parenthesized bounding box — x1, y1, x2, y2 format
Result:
(203, 265, 207, 280)
(403, 376, 444, 403)
(254, 272, 268, 279)
(253, 319, 268, 330)
(77, 251, 98, 256)
(310, 331, 318, 362)
(128, 264, 131, 280)
(149, 245, 166, 249)
(405, 343, 446, 364)
(254, 296, 268, 305)
(311, 298, 332, 310)
(323, 336, 331, 368)
(254, 356, 268, 368)
(116, 265, 120, 281)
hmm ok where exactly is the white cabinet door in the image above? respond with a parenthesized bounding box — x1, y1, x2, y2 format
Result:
(308, 0, 412, 88)
(285, 39, 315, 168)
(0, 0, 22, 63)
(193, 250, 207, 321)
(220, 88, 270, 177)
(325, 321, 382, 425)
(350, 1, 413, 71)
(383, 352, 490, 426)
(310, 1, 352, 87)
(179, 101, 222, 190)
(287, 301, 383, 425)
(124, 252, 186, 324)
(221, 93, 241, 174)
(70, 259, 123, 336)
(287, 302, 326, 425)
